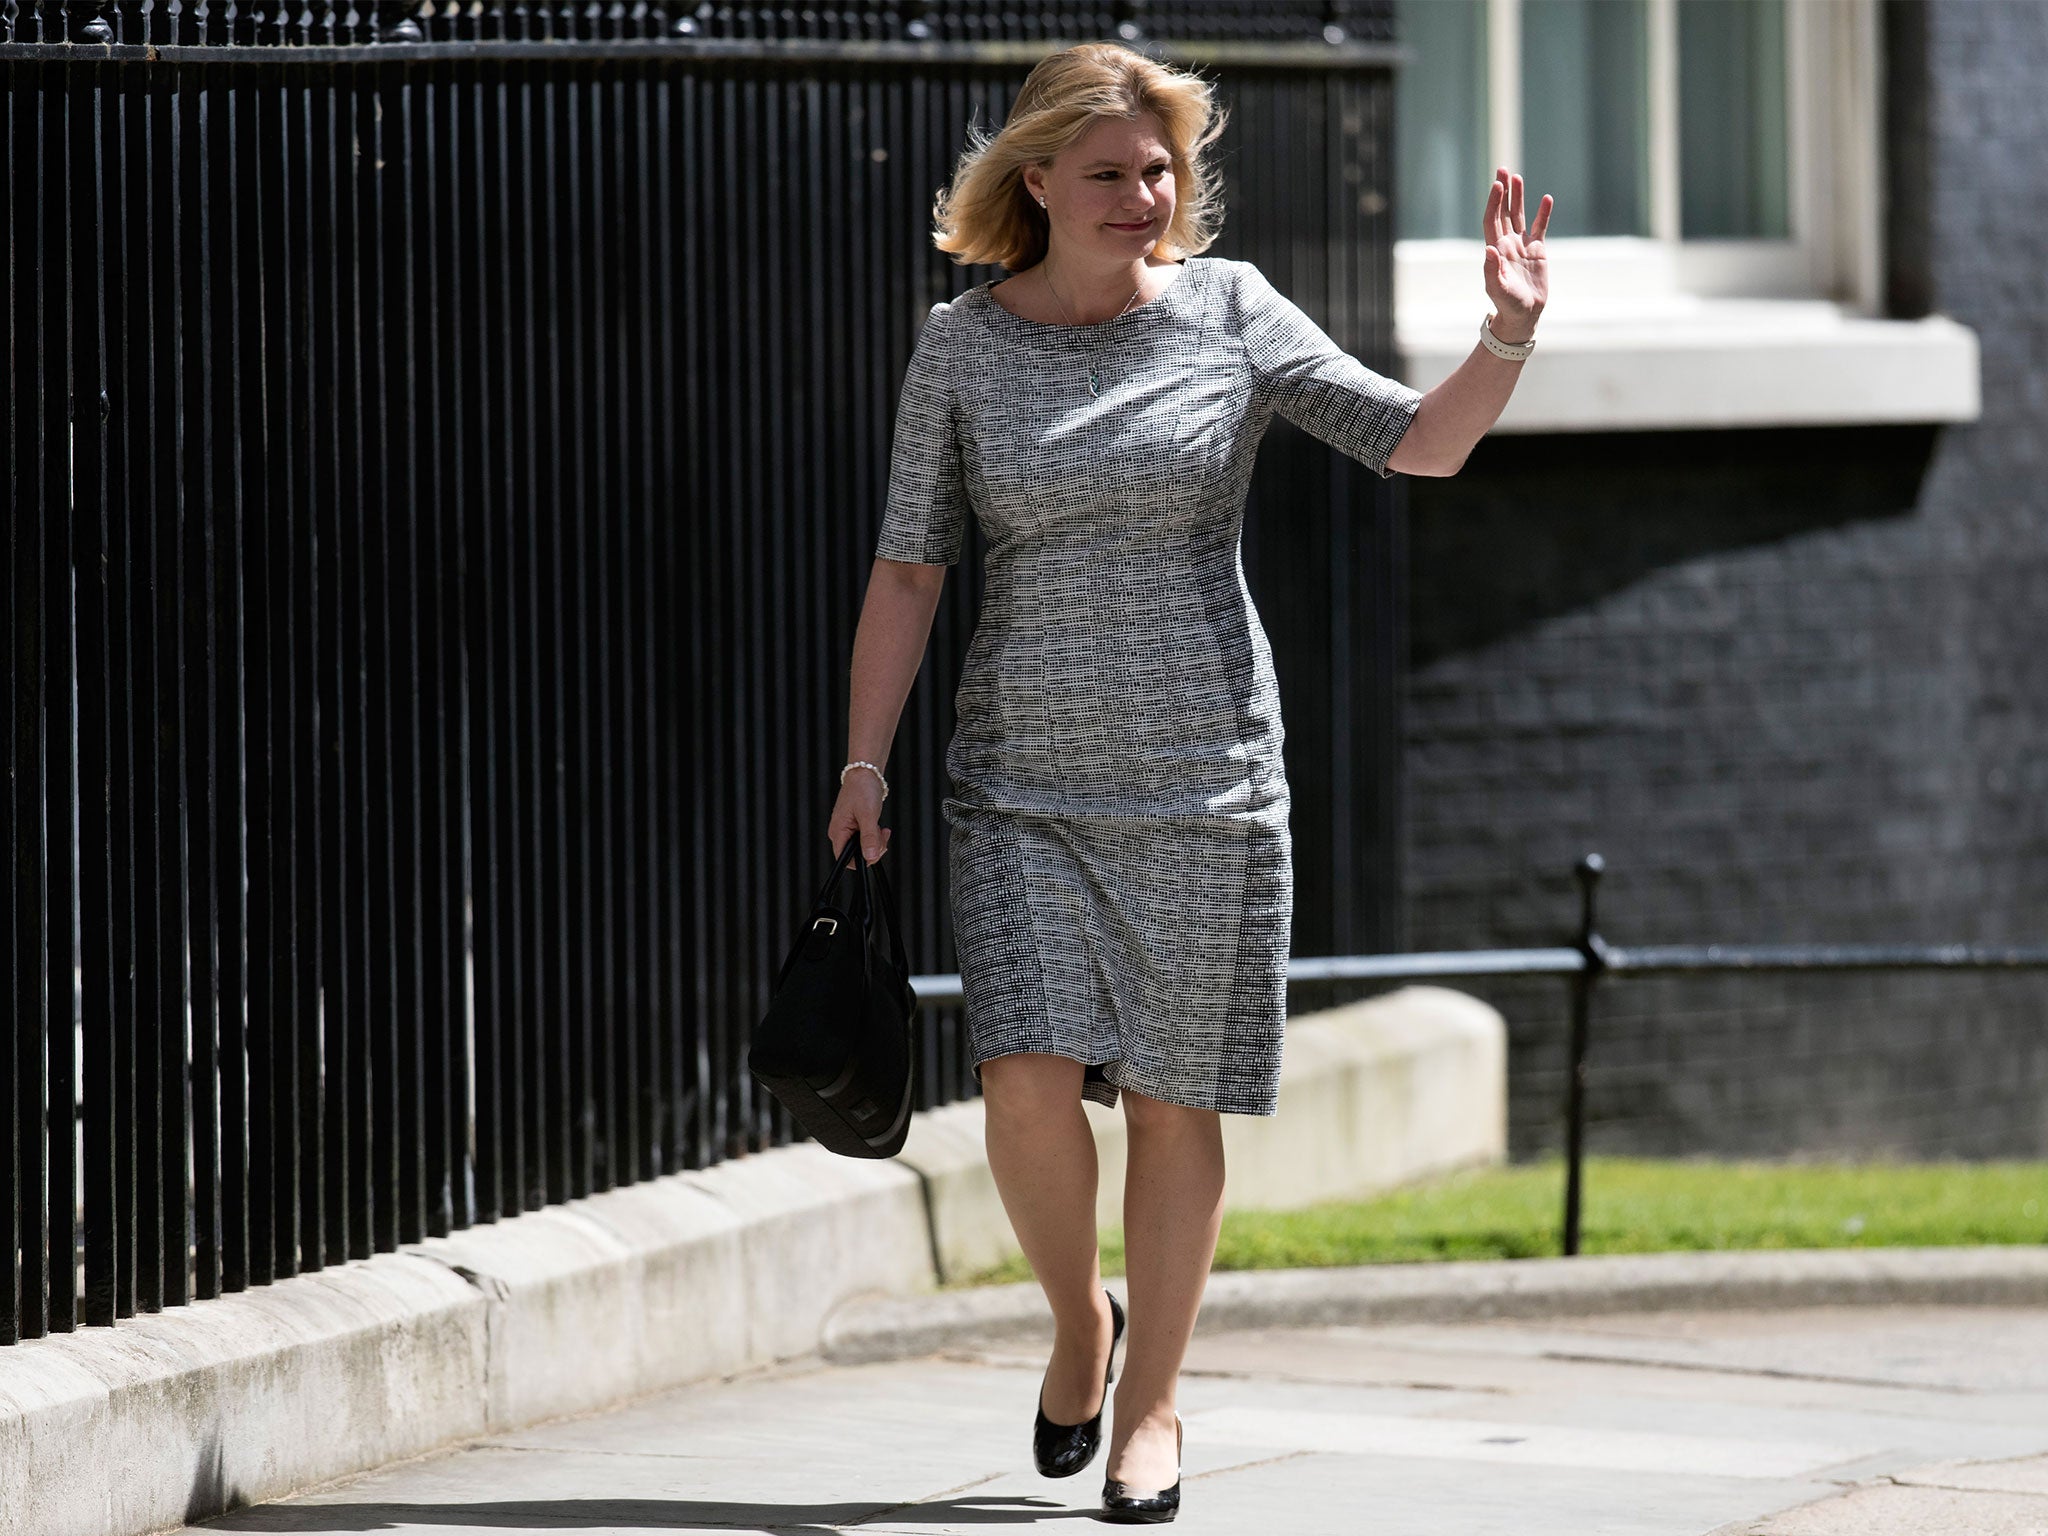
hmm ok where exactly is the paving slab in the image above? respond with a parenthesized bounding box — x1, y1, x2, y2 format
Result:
(1716, 1482, 2048, 1536)
(177, 1302, 2048, 1536)
(1893, 1452, 2048, 1495)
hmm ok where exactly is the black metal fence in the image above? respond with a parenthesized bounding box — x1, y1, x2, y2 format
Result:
(4, 1, 1412, 1343)
(9, 5, 691, 1340)
(1298, 855, 2048, 1256)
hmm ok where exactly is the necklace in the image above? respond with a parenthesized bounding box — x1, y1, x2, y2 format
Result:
(1042, 267, 1145, 398)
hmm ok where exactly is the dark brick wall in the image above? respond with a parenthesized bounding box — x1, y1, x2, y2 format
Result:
(1396, 0, 2048, 1162)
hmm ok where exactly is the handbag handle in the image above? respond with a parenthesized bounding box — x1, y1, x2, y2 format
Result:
(823, 832, 914, 985)
(866, 845, 914, 990)
(813, 830, 866, 911)
(777, 832, 914, 994)
(827, 835, 917, 991)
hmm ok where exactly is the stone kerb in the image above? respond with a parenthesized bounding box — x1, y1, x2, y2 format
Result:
(0, 983, 1504, 1536)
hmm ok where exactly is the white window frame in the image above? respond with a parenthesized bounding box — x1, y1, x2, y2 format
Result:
(1390, 0, 1978, 434)
(1396, 0, 1881, 314)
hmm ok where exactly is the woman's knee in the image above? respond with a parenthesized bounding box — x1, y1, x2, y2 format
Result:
(1119, 1085, 1221, 1137)
(980, 1050, 1086, 1122)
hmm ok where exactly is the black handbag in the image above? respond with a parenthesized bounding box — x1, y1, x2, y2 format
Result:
(748, 831, 921, 1158)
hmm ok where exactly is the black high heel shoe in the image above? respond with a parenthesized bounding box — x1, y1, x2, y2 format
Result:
(1099, 1411, 1182, 1523)
(1032, 1287, 1125, 1478)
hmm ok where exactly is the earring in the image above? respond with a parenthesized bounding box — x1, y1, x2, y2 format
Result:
(1038, 196, 1047, 208)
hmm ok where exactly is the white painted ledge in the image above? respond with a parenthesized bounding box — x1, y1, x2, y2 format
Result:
(0, 986, 1506, 1536)
(1396, 299, 1982, 434)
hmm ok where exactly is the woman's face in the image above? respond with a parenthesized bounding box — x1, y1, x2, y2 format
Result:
(1025, 111, 1177, 263)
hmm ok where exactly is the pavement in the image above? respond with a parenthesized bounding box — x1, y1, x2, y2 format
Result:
(175, 1291, 2048, 1535)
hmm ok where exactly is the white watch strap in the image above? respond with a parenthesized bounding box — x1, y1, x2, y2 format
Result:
(1480, 314, 1536, 360)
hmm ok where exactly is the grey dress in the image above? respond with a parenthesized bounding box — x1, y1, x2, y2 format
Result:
(874, 254, 1422, 1116)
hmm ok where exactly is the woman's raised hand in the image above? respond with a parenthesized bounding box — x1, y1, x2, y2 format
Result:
(1482, 167, 1550, 341)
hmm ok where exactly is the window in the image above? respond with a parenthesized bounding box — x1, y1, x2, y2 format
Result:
(1676, 0, 1790, 241)
(1397, 0, 1807, 290)
(1390, 0, 1979, 433)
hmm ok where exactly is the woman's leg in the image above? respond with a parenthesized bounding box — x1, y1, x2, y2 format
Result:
(980, 1051, 1118, 1423)
(1106, 1087, 1225, 1489)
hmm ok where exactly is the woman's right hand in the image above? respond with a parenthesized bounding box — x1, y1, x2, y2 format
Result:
(828, 769, 891, 865)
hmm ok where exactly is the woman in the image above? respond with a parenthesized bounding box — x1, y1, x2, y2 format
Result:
(829, 40, 1550, 1523)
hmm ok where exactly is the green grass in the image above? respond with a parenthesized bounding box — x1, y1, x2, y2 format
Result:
(944, 1155, 2048, 1290)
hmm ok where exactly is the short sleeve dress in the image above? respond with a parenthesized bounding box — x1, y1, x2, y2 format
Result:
(873, 255, 1423, 1117)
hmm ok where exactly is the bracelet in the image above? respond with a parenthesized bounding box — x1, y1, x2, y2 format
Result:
(841, 759, 889, 800)
(1480, 314, 1536, 361)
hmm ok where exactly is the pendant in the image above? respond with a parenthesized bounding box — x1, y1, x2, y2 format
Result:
(1088, 366, 1101, 397)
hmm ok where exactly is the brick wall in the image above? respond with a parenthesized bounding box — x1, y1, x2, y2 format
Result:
(1398, 0, 2048, 1162)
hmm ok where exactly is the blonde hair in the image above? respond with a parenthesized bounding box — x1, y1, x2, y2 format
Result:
(932, 42, 1229, 272)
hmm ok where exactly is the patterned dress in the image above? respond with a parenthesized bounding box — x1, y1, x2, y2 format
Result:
(874, 255, 1422, 1116)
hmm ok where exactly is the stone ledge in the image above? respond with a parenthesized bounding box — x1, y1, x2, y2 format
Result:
(0, 984, 1504, 1536)
(0, 1253, 488, 1536)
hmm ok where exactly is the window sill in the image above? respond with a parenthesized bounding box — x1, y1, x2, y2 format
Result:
(1393, 298, 1982, 434)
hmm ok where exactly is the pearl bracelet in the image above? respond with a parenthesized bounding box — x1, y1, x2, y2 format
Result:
(841, 759, 889, 800)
